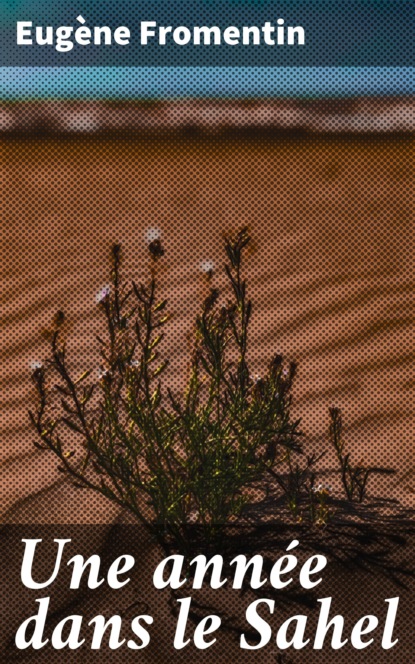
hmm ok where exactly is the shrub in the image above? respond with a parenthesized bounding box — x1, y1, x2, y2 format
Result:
(30, 229, 375, 553)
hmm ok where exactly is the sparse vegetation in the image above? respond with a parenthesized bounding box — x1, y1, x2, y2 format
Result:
(30, 229, 381, 554)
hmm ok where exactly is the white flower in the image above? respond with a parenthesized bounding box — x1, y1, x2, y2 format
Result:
(145, 227, 161, 244)
(200, 260, 215, 274)
(97, 367, 110, 380)
(96, 285, 110, 303)
(250, 374, 262, 383)
(30, 361, 43, 371)
(129, 359, 139, 368)
(312, 483, 332, 494)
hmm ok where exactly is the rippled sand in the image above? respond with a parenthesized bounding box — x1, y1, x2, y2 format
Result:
(1, 134, 414, 521)
(1, 132, 415, 663)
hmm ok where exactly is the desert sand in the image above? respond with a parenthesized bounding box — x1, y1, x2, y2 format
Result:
(1, 129, 414, 662)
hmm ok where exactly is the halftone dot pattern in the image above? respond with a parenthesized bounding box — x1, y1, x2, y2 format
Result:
(3, 68, 415, 101)
(2, 3, 415, 66)
(1, 83, 415, 661)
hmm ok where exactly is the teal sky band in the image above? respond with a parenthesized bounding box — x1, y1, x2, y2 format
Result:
(0, 2, 414, 66)
(1, 68, 415, 101)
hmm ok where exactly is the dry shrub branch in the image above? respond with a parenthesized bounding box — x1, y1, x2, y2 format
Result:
(29, 230, 398, 555)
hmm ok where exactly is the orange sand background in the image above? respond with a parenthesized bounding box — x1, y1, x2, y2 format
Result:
(1, 134, 414, 522)
(1, 131, 415, 663)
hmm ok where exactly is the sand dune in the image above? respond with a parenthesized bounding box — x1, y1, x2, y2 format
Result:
(1, 123, 415, 663)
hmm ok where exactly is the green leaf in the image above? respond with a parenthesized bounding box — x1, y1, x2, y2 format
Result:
(153, 360, 169, 377)
(154, 299, 168, 312)
(75, 370, 91, 385)
(149, 334, 164, 350)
